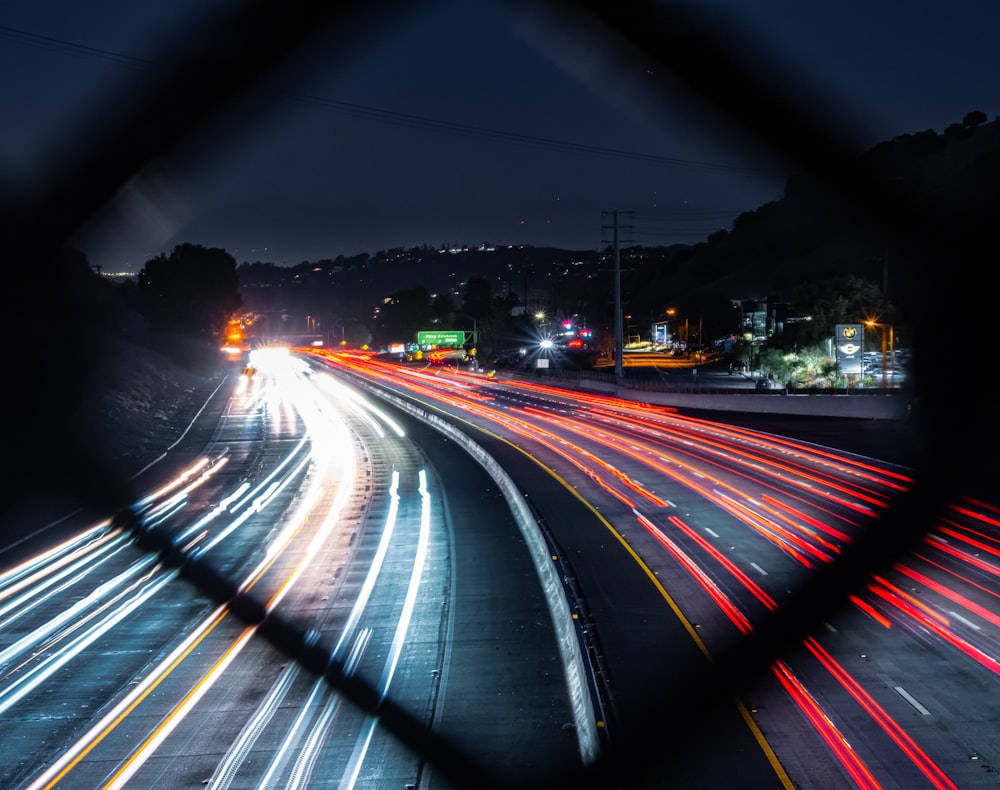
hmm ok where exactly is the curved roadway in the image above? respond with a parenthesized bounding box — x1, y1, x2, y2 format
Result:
(3, 347, 997, 790)
(0, 350, 585, 790)
(306, 350, 1000, 790)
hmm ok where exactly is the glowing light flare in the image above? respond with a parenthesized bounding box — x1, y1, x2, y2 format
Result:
(247, 346, 291, 373)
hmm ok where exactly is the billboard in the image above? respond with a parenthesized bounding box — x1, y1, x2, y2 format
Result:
(416, 330, 463, 347)
(834, 324, 864, 375)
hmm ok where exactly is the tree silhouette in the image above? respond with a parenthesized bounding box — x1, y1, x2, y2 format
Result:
(136, 243, 241, 340)
(459, 276, 493, 323)
(375, 286, 433, 345)
(963, 110, 987, 128)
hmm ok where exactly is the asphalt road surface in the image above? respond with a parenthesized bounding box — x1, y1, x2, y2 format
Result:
(307, 351, 999, 790)
(2, 349, 994, 790)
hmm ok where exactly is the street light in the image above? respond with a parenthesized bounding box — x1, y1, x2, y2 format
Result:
(665, 308, 678, 353)
(864, 318, 894, 388)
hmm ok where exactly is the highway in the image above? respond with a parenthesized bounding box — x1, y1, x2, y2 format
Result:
(298, 350, 1000, 790)
(0, 349, 586, 790)
(1, 347, 997, 789)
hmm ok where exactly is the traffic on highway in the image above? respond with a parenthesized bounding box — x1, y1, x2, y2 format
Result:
(1, 346, 995, 789)
(0, 349, 584, 790)
(300, 349, 997, 790)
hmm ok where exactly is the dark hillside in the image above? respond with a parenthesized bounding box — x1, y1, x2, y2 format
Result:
(682, 116, 1000, 312)
(3, 250, 229, 538)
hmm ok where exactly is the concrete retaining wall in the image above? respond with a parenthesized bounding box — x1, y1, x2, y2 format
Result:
(569, 377, 913, 420)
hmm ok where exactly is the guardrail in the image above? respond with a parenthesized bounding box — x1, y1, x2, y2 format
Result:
(318, 363, 605, 766)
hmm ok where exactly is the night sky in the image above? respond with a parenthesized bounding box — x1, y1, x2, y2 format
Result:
(3, 0, 999, 271)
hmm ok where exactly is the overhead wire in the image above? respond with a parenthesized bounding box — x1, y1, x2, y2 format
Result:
(0, 22, 778, 177)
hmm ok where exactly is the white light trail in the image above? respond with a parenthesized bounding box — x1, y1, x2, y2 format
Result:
(314, 374, 406, 438)
(74, 364, 359, 788)
(175, 482, 251, 543)
(228, 436, 310, 513)
(0, 536, 133, 632)
(332, 471, 400, 660)
(341, 470, 433, 790)
(25, 603, 230, 790)
(207, 662, 303, 790)
(0, 566, 174, 717)
(0, 524, 112, 596)
(377, 468, 431, 698)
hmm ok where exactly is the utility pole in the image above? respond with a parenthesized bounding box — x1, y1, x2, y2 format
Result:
(602, 209, 633, 384)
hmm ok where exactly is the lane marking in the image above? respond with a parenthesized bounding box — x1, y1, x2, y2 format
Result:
(894, 686, 931, 716)
(948, 611, 981, 631)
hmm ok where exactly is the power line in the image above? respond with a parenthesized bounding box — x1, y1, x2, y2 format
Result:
(281, 91, 775, 175)
(0, 23, 154, 71)
(1, 23, 780, 177)
(601, 209, 634, 383)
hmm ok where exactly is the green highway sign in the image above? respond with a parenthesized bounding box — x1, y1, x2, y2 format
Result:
(417, 330, 464, 347)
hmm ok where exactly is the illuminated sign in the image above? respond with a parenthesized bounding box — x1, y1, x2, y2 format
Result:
(416, 330, 464, 347)
(835, 324, 864, 375)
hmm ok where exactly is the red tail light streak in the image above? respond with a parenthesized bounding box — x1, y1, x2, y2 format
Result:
(303, 352, 995, 789)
